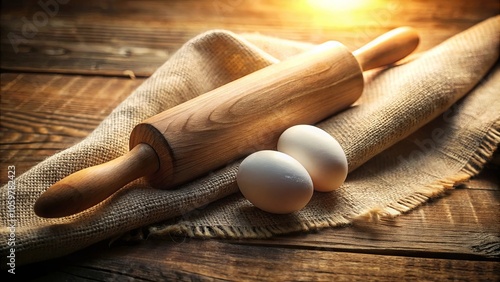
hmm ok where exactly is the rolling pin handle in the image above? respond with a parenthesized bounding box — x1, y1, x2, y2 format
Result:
(353, 26, 420, 71)
(34, 143, 160, 218)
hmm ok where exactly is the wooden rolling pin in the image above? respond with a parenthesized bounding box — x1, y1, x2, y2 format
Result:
(34, 27, 419, 218)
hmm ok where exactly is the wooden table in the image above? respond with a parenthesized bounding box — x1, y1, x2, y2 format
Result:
(1, 0, 499, 280)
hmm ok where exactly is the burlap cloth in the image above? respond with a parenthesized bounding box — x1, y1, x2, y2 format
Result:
(1, 16, 499, 266)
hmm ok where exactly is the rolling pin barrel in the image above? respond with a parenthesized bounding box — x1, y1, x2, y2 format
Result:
(130, 41, 363, 189)
(34, 27, 419, 218)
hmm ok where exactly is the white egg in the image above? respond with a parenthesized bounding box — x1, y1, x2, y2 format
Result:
(237, 150, 314, 214)
(277, 125, 348, 192)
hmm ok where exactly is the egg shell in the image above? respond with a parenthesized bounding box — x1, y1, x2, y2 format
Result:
(277, 125, 348, 192)
(237, 150, 314, 214)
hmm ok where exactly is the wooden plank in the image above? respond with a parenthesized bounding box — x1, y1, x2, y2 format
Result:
(235, 187, 500, 259)
(0, 73, 144, 177)
(1, 0, 498, 76)
(14, 237, 500, 281)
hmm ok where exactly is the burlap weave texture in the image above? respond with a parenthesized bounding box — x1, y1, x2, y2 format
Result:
(1, 16, 499, 266)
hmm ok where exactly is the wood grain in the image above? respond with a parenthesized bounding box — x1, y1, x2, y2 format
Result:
(1, 0, 498, 76)
(234, 188, 500, 259)
(131, 41, 364, 189)
(0, 73, 144, 178)
(33, 143, 160, 218)
(14, 236, 500, 281)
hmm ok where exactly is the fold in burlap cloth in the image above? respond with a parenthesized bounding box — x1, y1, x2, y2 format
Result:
(1, 16, 499, 266)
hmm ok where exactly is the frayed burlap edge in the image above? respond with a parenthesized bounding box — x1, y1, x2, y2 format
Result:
(150, 120, 499, 239)
(358, 120, 500, 222)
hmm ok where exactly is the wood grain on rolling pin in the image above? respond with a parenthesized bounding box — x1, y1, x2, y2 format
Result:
(131, 41, 363, 189)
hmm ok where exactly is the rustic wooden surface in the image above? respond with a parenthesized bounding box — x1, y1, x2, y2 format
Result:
(1, 0, 499, 280)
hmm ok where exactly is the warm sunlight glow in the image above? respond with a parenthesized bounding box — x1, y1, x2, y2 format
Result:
(291, 0, 387, 29)
(307, 0, 370, 12)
